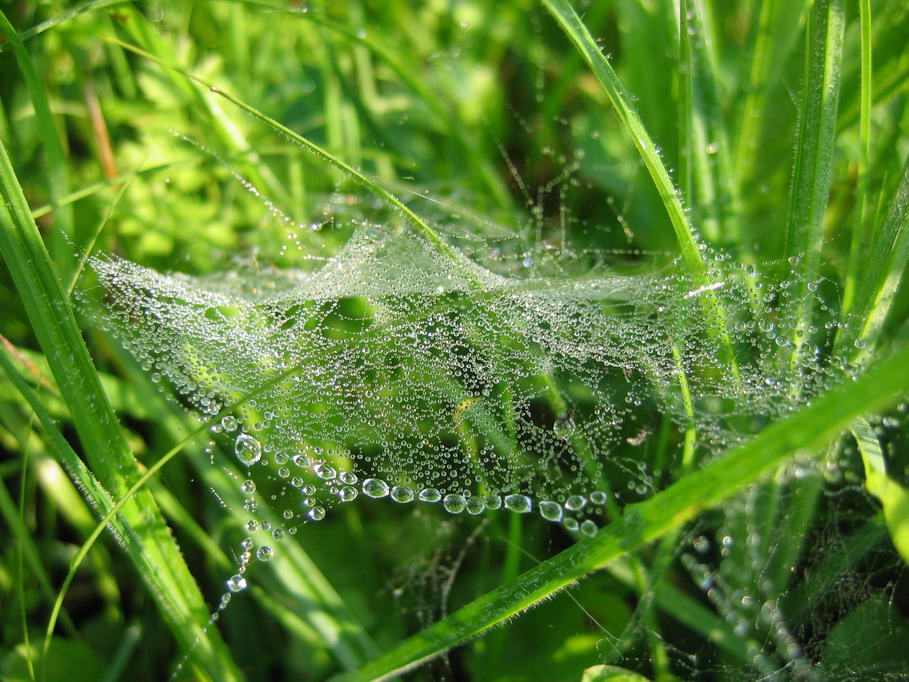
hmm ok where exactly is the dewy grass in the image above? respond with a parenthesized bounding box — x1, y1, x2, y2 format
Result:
(2, 1, 909, 680)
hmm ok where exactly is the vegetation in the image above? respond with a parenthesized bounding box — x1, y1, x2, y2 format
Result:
(1, 1, 908, 680)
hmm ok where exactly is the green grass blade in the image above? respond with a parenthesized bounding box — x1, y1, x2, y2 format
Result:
(841, 0, 873, 315)
(783, 0, 845, 360)
(852, 417, 909, 563)
(849, 159, 909, 355)
(540, 0, 703, 276)
(0, 135, 242, 681)
(333, 339, 909, 681)
(0, 10, 74, 274)
(541, 0, 740, 383)
(679, 0, 739, 246)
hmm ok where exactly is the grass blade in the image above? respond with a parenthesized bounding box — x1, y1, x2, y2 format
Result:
(851, 418, 909, 563)
(0, 135, 242, 680)
(783, 0, 845, 360)
(0, 10, 74, 274)
(334, 338, 909, 681)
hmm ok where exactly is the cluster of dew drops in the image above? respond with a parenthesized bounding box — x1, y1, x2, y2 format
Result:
(220, 413, 611, 595)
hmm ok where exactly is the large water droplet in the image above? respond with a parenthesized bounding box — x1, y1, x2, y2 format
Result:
(256, 546, 274, 561)
(504, 494, 532, 513)
(391, 485, 414, 503)
(466, 496, 486, 515)
(564, 495, 586, 511)
(226, 575, 247, 592)
(589, 490, 608, 506)
(418, 487, 441, 502)
(221, 415, 238, 432)
(443, 493, 466, 513)
(362, 478, 389, 498)
(539, 500, 563, 522)
(308, 506, 326, 521)
(234, 433, 261, 466)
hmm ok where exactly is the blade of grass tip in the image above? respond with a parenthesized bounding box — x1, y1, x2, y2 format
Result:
(783, 0, 844, 370)
(0, 137, 242, 681)
(332, 339, 909, 682)
(851, 417, 909, 563)
(539, 0, 740, 381)
(0, 10, 75, 277)
(29, 160, 192, 220)
(846, 158, 909, 358)
(840, 0, 873, 317)
(0, 0, 129, 50)
(66, 172, 135, 297)
(104, 36, 468, 271)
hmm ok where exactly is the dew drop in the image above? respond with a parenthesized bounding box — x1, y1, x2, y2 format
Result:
(308, 506, 326, 521)
(466, 496, 486, 515)
(443, 493, 466, 513)
(391, 485, 414, 503)
(564, 495, 586, 511)
(226, 575, 247, 592)
(241, 479, 256, 495)
(234, 433, 261, 466)
(589, 490, 608, 506)
(580, 519, 598, 537)
(539, 500, 563, 522)
(256, 546, 274, 561)
(418, 487, 441, 502)
(504, 494, 532, 513)
(221, 415, 238, 432)
(362, 478, 389, 498)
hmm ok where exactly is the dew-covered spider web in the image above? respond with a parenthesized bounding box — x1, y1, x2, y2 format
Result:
(81, 148, 909, 678)
(90, 198, 847, 541)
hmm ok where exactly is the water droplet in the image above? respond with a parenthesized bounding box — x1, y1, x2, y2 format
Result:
(418, 487, 441, 502)
(443, 493, 466, 513)
(256, 546, 274, 561)
(580, 520, 598, 537)
(563, 517, 579, 532)
(340, 471, 358, 485)
(589, 490, 608, 506)
(338, 485, 358, 502)
(362, 478, 389, 498)
(564, 495, 586, 511)
(226, 575, 247, 592)
(221, 415, 238, 431)
(539, 500, 563, 522)
(241, 479, 256, 495)
(504, 494, 532, 513)
(391, 485, 414, 503)
(315, 463, 336, 480)
(308, 506, 326, 521)
(234, 433, 261, 466)
(466, 496, 486, 515)
(485, 495, 502, 510)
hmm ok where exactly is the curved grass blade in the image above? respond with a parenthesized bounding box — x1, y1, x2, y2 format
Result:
(851, 418, 909, 563)
(0, 10, 74, 275)
(333, 338, 909, 681)
(0, 135, 242, 681)
(539, 0, 739, 381)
